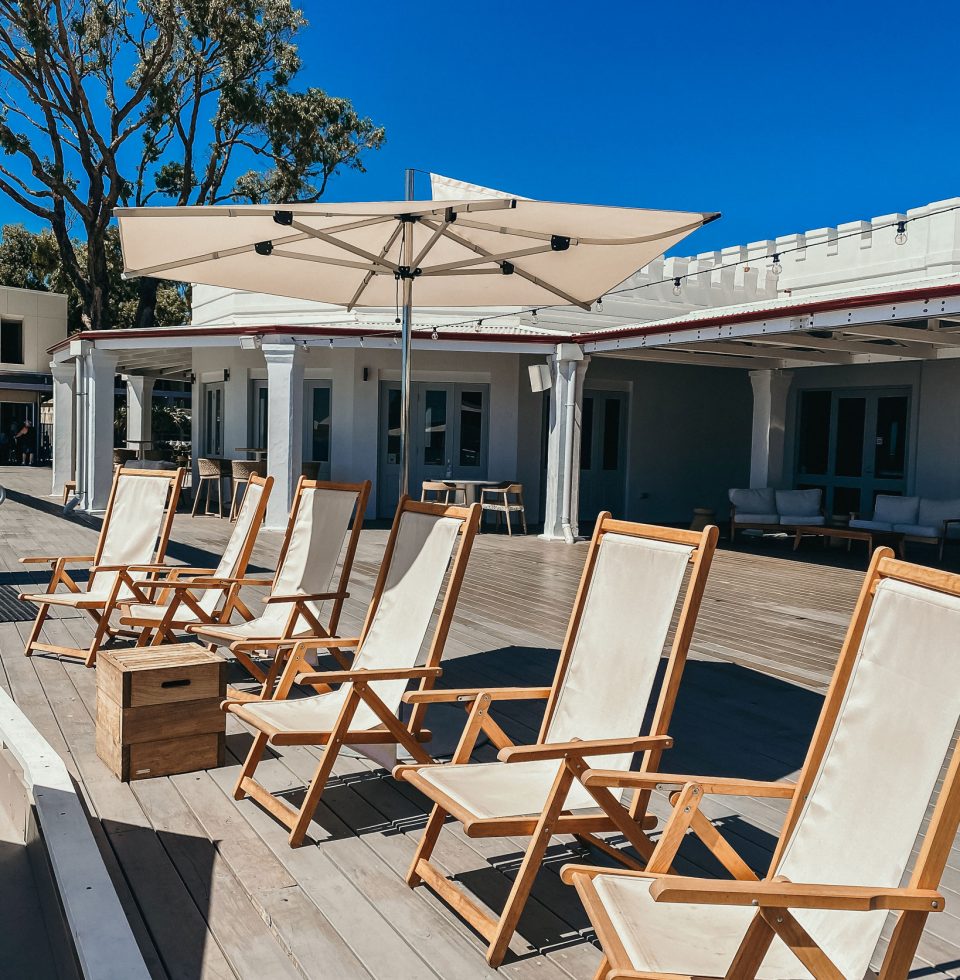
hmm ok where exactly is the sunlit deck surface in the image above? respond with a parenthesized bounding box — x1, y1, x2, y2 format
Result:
(2, 466, 959, 979)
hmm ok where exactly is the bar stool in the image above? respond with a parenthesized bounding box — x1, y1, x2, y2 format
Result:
(480, 482, 528, 535)
(192, 457, 225, 518)
(421, 480, 453, 504)
(230, 459, 267, 521)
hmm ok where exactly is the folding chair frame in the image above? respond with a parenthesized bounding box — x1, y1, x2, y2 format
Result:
(397, 515, 719, 966)
(117, 473, 273, 645)
(225, 496, 481, 847)
(562, 548, 960, 980)
(20, 467, 183, 667)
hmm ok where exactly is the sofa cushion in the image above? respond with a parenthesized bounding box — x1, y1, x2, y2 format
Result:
(893, 523, 940, 539)
(873, 495, 919, 525)
(782, 514, 826, 526)
(733, 513, 781, 526)
(918, 498, 960, 529)
(775, 488, 822, 518)
(729, 488, 776, 514)
(849, 518, 894, 532)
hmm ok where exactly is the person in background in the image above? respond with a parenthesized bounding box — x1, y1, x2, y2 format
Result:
(14, 418, 34, 466)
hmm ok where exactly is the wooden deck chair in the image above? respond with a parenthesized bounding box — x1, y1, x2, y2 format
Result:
(562, 548, 960, 980)
(190, 479, 370, 699)
(117, 474, 273, 645)
(225, 497, 482, 847)
(396, 516, 718, 967)
(20, 467, 183, 667)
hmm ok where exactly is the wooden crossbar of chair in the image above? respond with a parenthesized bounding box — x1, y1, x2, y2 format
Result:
(224, 496, 482, 847)
(395, 515, 719, 967)
(562, 548, 960, 980)
(117, 473, 273, 646)
(191, 478, 371, 700)
(19, 467, 183, 667)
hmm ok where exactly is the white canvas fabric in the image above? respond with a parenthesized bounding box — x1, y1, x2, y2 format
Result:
(418, 534, 693, 819)
(124, 481, 264, 624)
(873, 495, 919, 525)
(242, 511, 462, 738)
(590, 577, 960, 979)
(775, 488, 821, 517)
(919, 497, 960, 531)
(729, 488, 776, 514)
(195, 485, 358, 644)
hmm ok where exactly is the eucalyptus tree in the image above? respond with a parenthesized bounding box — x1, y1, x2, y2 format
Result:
(0, 1, 385, 329)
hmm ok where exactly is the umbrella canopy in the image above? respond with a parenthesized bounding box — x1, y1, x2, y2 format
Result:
(116, 198, 717, 310)
(115, 194, 717, 496)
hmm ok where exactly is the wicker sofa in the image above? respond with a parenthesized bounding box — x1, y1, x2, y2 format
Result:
(850, 494, 960, 559)
(728, 487, 825, 542)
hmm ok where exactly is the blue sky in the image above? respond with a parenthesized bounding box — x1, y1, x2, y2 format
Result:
(2, 0, 957, 258)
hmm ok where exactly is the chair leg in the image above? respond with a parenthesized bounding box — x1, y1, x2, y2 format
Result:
(233, 731, 270, 800)
(505, 508, 512, 536)
(406, 804, 447, 886)
(23, 603, 50, 657)
(191, 477, 203, 517)
(520, 505, 527, 535)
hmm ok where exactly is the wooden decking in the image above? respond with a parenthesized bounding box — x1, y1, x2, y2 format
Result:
(1, 466, 959, 979)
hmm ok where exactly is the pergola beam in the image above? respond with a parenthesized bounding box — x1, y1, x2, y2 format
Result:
(745, 333, 936, 359)
(596, 349, 782, 370)
(674, 341, 854, 365)
(842, 323, 960, 345)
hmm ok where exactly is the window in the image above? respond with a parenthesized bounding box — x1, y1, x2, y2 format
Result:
(580, 397, 594, 469)
(310, 386, 331, 463)
(0, 320, 23, 364)
(458, 390, 483, 466)
(602, 398, 621, 471)
(203, 383, 224, 456)
(797, 389, 831, 475)
(422, 389, 447, 466)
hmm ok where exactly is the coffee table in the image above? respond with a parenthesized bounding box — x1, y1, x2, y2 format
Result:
(790, 521, 906, 560)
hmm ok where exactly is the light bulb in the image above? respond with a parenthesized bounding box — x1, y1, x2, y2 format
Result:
(597, 296, 604, 311)
(895, 221, 907, 245)
(328, 337, 334, 348)
(532, 308, 539, 323)
(673, 277, 682, 296)
(431, 327, 438, 341)
(771, 253, 782, 276)
(359, 336, 364, 347)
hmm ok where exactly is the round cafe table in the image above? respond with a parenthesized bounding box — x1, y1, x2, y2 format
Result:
(443, 479, 499, 506)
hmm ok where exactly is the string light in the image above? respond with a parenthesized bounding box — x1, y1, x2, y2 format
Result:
(596, 296, 604, 311)
(359, 336, 364, 347)
(895, 220, 908, 245)
(532, 308, 539, 323)
(328, 337, 334, 348)
(431, 327, 439, 340)
(673, 277, 682, 296)
(771, 253, 782, 276)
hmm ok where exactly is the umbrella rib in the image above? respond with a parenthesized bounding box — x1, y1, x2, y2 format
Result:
(271, 250, 379, 272)
(410, 220, 451, 269)
(419, 243, 553, 275)
(422, 219, 592, 311)
(290, 219, 400, 273)
(455, 215, 706, 246)
(346, 223, 404, 311)
(123, 231, 312, 278)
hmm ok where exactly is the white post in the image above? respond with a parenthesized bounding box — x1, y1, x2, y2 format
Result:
(50, 360, 75, 498)
(82, 347, 119, 512)
(749, 368, 793, 488)
(263, 341, 304, 529)
(541, 344, 589, 542)
(124, 375, 155, 449)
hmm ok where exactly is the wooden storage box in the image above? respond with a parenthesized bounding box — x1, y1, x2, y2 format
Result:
(96, 644, 226, 781)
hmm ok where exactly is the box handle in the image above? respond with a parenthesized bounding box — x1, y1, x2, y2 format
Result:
(161, 678, 191, 689)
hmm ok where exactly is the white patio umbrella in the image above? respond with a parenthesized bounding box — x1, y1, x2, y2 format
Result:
(116, 190, 717, 494)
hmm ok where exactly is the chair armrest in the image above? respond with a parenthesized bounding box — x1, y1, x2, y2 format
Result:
(263, 591, 348, 604)
(648, 876, 944, 913)
(294, 665, 443, 686)
(497, 736, 673, 764)
(21, 554, 95, 565)
(578, 769, 796, 798)
(290, 637, 362, 655)
(402, 686, 552, 705)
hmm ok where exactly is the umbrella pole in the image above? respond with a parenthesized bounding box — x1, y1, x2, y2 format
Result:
(399, 168, 416, 499)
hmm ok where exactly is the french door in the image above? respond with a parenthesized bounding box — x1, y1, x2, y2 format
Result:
(795, 386, 911, 516)
(303, 381, 332, 480)
(378, 382, 489, 517)
(578, 389, 628, 521)
(202, 382, 225, 457)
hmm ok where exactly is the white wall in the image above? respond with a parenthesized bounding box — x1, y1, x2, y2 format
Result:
(0, 286, 67, 373)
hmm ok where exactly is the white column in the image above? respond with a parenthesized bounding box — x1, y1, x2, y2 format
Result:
(749, 368, 793, 488)
(263, 342, 304, 529)
(124, 374, 155, 447)
(50, 360, 75, 497)
(82, 348, 119, 511)
(541, 344, 589, 542)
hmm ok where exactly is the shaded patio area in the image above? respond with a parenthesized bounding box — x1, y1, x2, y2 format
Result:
(0, 466, 957, 978)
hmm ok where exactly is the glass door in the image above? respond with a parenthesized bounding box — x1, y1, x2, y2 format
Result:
(250, 380, 268, 452)
(578, 390, 628, 522)
(795, 387, 910, 516)
(303, 381, 332, 480)
(202, 382, 224, 457)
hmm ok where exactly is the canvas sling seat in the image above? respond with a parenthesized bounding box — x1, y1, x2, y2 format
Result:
(191, 479, 369, 698)
(224, 497, 481, 847)
(397, 516, 718, 967)
(563, 549, 960, 980)
(20, 467, 183, 667)
(118, 474, 272, 644)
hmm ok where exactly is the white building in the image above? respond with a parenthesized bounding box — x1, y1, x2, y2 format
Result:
(50, 196, 960, 539)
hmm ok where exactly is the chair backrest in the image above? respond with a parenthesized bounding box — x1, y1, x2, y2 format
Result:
(197, 457, 222, 478)
(349, 497, 481, 720)
(421, 481, 451, 502)
(768, 552, 960, 979)
(873, 493, 919, 524)
(194, 474, 271, 615)
(541, 516, 718, 781)
(96, 468, 183, 568)
(256, 479, 370, 633)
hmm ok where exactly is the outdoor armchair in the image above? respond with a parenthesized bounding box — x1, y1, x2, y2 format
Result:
(224, 496, 481, 847)
(396, 515, 718, 967)
(564, 548, 960, 980)
(20, 467, 183, 667)
(190, 478, 370, 699)
(117, 473, 272, 645)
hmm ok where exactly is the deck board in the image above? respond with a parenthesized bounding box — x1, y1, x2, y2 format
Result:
(0, 466, 958, 978)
